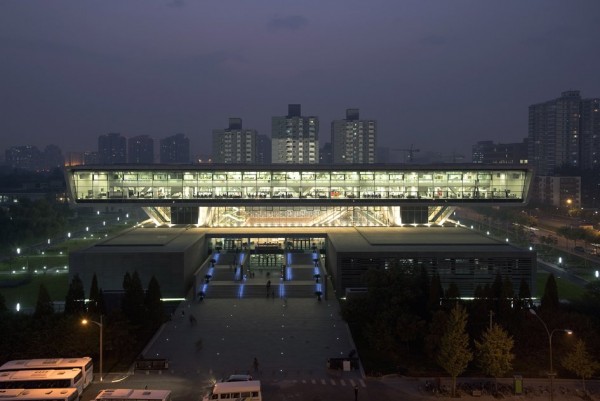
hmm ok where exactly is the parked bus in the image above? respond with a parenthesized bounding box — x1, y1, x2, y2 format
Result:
(94, 389, 172, 401)
(0, 358, 93, 389)
(203, 380, 262, 401)
(0, 388, 79, 401)
(0, 370, 84, 395)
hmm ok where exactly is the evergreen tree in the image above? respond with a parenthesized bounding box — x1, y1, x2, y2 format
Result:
(34, 283, 54, 319)
(475, 324, 515, 394)
(502, 276, 514, 299)
(64, 274, 86, 315)
(0, 292, 7, 313)
(444, 282, 461, 306)
(541, 273, 559, 311)
(428, 272, 443, 311)
(122, 272, 132, 293)
(145, 276, 165, 328)
(491, 271, 503, 316)
(425, 310, 447, 362)
(562, 339, 600, 392)
(88, 274, 101, 317)
(492, 272, 503, 300)
(470, 284, 489, 333)
(498, 276, 514, 321)
(517, 277, 532, 309)
(414, 266, 430, 319)
(437, 303, 472, 397)
(122, 271, 145, 324)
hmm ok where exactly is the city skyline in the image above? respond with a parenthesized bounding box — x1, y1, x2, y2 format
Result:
(1, 1, 600, 159)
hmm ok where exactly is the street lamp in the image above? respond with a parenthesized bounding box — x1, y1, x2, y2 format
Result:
(529, 309, 572, 401)
(82, 315, 103, 382)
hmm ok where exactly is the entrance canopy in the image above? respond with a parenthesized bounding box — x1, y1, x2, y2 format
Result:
(65, 164, 532, 207)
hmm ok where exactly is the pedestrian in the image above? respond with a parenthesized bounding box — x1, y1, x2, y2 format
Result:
(181, 310, 185, 318)
(354, 385, 358, 401)
(266, 279, 271, 292)
(253, 357, 259, 372)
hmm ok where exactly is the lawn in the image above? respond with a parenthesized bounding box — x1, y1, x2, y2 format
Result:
(535, 271, 585, 301)
(0, 273, 69, 312)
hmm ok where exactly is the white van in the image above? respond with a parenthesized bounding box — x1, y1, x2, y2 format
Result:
(203, 380, 261, 401)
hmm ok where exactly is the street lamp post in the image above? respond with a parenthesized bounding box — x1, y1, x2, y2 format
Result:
(529, 309, 572, 401)
(82, 315, 103, 382)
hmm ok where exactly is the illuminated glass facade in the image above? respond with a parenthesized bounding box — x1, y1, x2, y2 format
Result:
(66, 165, 532, 226)
(67, 165, 530, 203)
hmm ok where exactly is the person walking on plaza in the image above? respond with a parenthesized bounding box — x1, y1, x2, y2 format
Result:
(266, 280, 271, 296)
(253, 357, 259, 372)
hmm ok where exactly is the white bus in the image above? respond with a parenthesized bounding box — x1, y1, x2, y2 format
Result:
(0, 370, 84, 395)
(94, 389, 172, 401)
(203, 380, 262, 401)
(0, 358, 93, 389)
(0, 388, 79, 401)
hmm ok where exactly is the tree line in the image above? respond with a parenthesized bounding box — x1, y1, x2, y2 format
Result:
(341, 263, 600, 396)
(0, 271, 167, 372)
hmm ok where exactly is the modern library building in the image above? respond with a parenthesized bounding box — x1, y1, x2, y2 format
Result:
(65, 164, 536, 300)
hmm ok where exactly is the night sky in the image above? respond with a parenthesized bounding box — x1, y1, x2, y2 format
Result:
(1, 0, 600, 161)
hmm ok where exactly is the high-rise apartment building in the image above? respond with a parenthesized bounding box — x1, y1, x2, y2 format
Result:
(83, 151, 99, 165)
(160, 133, 190, 164)
(528, 90, 600, 175)
(271, 104, 319, 164)
(580, 98, 600, 170)
(5, 145, 64, 170)
(472, 140, 528, 165)
(128, 135, 154, 164)
(5, 145, 42, 170)
(331, 109, 376, 164)
(212, 118, 258, 164)
(98, 133, 127, 165)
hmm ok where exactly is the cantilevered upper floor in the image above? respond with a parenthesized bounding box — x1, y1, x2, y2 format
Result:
(65, 164, 533, 207)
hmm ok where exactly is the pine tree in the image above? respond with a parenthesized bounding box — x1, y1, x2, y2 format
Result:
(562, 339, 600, 392)
(541, 273, 559, 311)
(414, 266, 430, 319)
(34, 283, 54, 319)
(491, 271, 503, 317)
(64, 274, 86, 315)
(88, 274, 101, 317)
(0, 292, 7, 313)
(145, 276, 165, 328)
(444, 282, 461, 306)
(428, 272, 443, 312)
(436, 303, 472, 397)
(475, 324, 515, 394)
(517, 277, 532, 309)
(122, 272, 132, 293)
(122, 271, 145, 324)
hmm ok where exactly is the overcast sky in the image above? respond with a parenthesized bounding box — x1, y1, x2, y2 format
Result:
(1, 0, 600, 161)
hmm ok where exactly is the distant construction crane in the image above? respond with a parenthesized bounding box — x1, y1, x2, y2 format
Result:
(391, 144, 420, 163)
